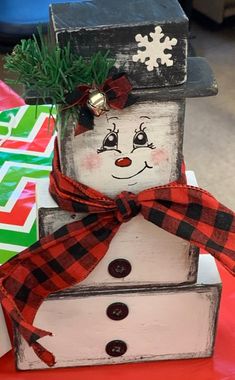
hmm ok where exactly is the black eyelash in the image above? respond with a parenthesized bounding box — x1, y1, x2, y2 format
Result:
(147, 142, 156, 149)
(140, 122, 145, 131)
(97, 147, 107, 154)
(135, 122, 146, 133)
(131, 142, 156, 153)
(107, 123, 119, 133)
(97, 146, 122, 154)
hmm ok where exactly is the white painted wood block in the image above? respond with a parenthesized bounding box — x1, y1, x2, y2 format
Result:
(0, 305, 11, 358)
(15, 255, 221, 370)
(36, 171, 199, 287)
(58, 101, 185, 195)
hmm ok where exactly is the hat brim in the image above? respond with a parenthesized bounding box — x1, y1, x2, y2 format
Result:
(25, 57, 217, 105)
(132, 57, 218, 101)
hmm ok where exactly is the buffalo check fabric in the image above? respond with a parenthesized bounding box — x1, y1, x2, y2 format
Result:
(0, 138, 235, 367)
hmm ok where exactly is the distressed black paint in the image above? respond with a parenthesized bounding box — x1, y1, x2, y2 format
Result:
(50, 0, 188, 88)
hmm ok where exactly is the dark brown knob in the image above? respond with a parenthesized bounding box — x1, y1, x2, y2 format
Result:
(108, 259, 132, 278)
(105, 340, 127, 357)
(106, 302, 129, 321)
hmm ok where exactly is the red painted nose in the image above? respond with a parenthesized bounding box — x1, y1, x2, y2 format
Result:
(115, 157, 132, 167)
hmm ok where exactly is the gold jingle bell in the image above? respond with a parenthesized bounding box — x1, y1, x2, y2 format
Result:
(87, 89, 110, 116)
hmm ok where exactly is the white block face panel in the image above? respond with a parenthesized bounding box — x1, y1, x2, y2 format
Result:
(0, 305, 11, 358)
(58, 101, 184, 197)
(36, 170, 198, 287)
(15, 256, 221, 370)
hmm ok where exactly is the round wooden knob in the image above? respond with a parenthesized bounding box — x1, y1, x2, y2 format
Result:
(108, 259, 132, 278)
(106, 302, 129, 321)
(105, 340, 127, 357)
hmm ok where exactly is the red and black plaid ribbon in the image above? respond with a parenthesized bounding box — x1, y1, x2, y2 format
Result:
(64, 73, 133, 135)
(0, 139, 235, 367)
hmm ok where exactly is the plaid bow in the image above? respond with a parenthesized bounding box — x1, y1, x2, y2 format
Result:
(64, 73, 133, 135)
(0, 139, 235, 367)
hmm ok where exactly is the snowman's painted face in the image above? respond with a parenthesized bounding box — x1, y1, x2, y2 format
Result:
(97, 116, 156, 178)
(72, 102, 181, 197)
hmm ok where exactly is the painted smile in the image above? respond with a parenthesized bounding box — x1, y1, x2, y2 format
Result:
(112, 161, 153, 180)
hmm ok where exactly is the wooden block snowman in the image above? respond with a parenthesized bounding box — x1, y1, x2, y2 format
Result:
(14, 0, 223, 370)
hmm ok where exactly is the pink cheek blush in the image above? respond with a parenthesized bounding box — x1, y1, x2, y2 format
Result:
(81, 153, 102, 171)
(151, 149, 169, 165)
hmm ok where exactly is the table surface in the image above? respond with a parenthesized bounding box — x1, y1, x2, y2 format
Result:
(0, 97, 235, 380)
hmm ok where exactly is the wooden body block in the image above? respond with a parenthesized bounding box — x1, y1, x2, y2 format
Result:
(15, 255, 221, 370)
(0, 305, 11, 358)
(50, 0, 188, 88)
(36, 171, 199, 287)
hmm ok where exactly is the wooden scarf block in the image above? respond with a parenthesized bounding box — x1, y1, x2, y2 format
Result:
(36, 171, 199, 287)
(15, 255, 221, 370)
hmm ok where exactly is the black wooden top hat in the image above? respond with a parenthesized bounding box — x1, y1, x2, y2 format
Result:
(49, 0, 217, 98)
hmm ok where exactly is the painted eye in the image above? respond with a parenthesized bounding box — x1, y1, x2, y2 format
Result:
(103, 132, 118, 149)
(133, 130, 148, 147)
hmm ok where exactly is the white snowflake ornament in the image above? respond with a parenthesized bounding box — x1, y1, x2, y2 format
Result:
(132, 26, 178, 71)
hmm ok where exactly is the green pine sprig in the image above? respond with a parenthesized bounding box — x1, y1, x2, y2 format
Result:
(4, 29, 115, 131)
(4, 30, 115, 103)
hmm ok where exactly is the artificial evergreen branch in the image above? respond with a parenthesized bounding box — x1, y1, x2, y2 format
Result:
(5, 32, 114, 102)
(4, 29, 115, 130)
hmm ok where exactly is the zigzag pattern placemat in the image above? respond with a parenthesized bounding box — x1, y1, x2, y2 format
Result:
(0, 105, 56, 264)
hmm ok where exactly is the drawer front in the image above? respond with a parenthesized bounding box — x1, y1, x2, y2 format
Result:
(16, 285, 220, 370)
(38, 211, 198, 286)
